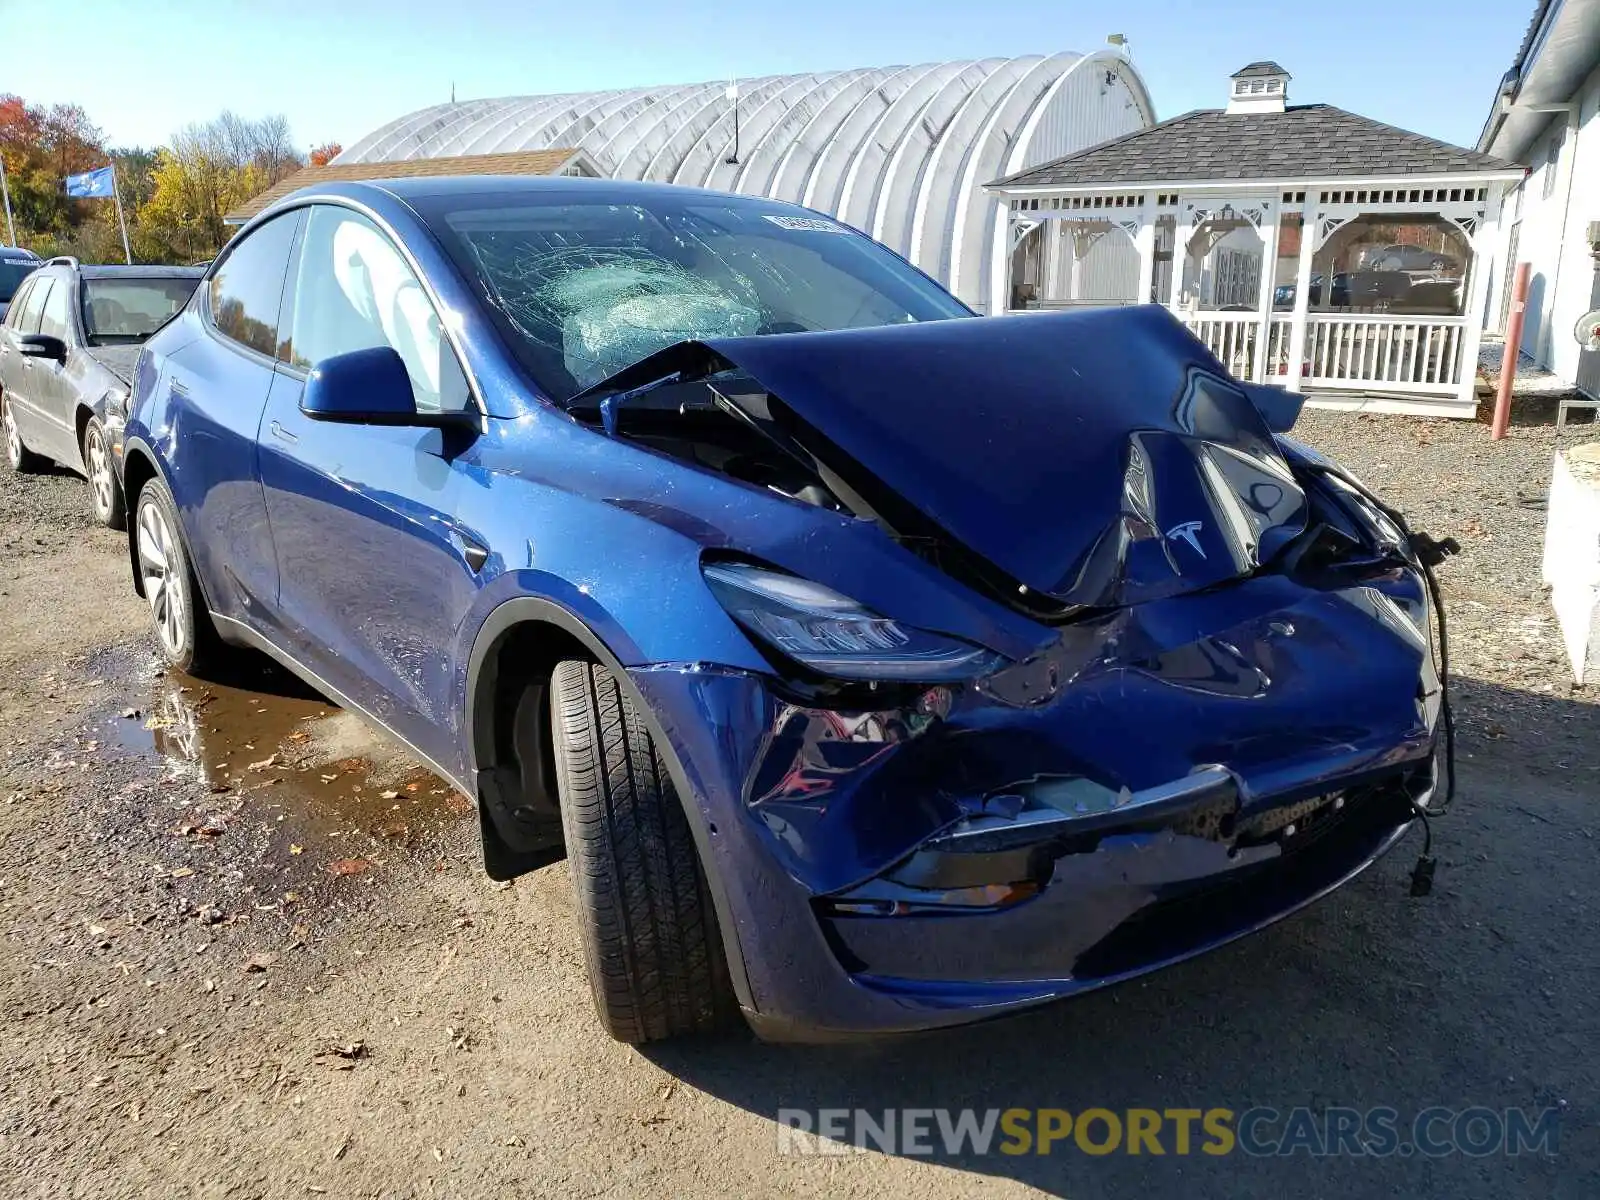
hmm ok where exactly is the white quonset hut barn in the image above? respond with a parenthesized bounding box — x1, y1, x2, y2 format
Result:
(334, 54, 1155, 309)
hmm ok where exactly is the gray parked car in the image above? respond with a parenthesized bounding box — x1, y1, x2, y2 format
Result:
(1, 257, 203, 527)
(0, 246, 41, 323)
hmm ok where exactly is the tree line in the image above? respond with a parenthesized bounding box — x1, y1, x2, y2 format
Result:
(0, 95, 339, 264)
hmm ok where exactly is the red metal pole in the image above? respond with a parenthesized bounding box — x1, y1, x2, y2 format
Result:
(1492, 262, 1531, 440)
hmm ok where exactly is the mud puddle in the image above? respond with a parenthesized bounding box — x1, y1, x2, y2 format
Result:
(83, 647, 475, 896)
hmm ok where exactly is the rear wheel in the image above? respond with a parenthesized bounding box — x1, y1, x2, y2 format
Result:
(549, 659, 734, 1043)
(83, 418, 125, 529)
(133, 477, 229, 676)
(3, 396, 44, 473)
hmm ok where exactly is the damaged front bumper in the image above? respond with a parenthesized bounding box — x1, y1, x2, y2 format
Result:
(628, 564, 1440, 1041)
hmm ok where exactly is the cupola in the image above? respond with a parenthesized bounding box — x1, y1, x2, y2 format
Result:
(1227, 62, 1290, 114)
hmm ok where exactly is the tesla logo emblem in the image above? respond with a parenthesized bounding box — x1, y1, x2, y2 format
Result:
(1166, 520, 1207, 558)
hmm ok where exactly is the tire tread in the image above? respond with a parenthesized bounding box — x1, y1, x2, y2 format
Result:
(551, 659, 731, 1043)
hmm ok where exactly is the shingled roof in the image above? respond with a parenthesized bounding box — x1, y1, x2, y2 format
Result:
(991, 105, 1522, 189)
(224, 148, 593, 224)
(1231, 61, 1289, 78)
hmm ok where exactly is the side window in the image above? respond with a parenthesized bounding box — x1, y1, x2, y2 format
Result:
(287, 205, 470, 413)
(206, 211, 303, 358)
(37, 279, 72, 340)
(4, 278, 36, 329)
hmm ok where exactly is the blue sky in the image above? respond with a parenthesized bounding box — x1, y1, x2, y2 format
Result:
(16, 0, 1532, 155)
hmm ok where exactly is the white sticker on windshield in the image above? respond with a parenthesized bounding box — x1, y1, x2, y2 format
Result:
(762, 214, 849, 233)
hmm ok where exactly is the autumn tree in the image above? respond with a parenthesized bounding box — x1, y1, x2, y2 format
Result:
(309, 142, 342, 167)
(0, 94, 109, 240)
(136, 111, 304, 261)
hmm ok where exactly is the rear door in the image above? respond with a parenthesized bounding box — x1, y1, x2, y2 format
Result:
(0, 276, 40, 410)
(160, 210, 304, 628)
(2, 277, 55, 455)
(259, 203, 486, 765)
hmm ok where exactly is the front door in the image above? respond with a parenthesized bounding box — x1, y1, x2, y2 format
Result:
(259, 204, 487, 769)
(28, 276, 81, 464)
(162, 209, 304, 627)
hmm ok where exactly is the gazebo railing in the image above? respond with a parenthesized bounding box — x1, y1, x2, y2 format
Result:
(1294, 314, 1468, 393)
(1176, 311, 1260, 380)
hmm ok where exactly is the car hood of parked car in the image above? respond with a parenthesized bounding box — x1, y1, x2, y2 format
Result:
(84, 344, 142, 386)
(572, 305, 1309, 611)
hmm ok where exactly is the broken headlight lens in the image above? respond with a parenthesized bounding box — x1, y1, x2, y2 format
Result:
(703, 562, 1006, 682)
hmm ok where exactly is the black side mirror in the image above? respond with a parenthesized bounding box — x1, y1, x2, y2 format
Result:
(299, 346, 475, 430)
(18, 333, 67, 364)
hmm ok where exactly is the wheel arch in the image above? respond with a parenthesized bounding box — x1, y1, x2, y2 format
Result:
(119, 437, 216, 617)
(120, 440, 162, 598)
(464, 595, 756, 1009)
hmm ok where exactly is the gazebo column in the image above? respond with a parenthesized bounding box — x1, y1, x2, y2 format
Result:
(1284, 202, 1319, 394)
(1168, 206, 1194, 310)
(1457, 186, 1504, 407)
(1252, 205, 1281, 383)
(1134, 215, 1156, 305)
(1037, 218, 1061, 301)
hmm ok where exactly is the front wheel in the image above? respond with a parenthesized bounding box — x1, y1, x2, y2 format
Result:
(3, 396, 44, 473)
(132, 478, 228, 676)
(83, 418, 125, 529)
(549, 659, 735, 1044)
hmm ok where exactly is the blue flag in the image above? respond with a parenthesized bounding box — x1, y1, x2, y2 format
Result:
(64, 166, 115, 199)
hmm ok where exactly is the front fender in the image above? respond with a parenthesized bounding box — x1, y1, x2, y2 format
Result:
(460, 591, 761, 1012)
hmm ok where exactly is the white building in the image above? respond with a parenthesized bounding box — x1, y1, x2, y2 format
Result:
(986, 62, 1524, 416)
(1478, 0, 1600, 403)
(332, 55, 1155, 310)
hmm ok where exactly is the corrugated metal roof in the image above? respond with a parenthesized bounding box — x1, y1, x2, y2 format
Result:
(224, 148, 588, 223)
(326, 57, 1158, 306)
(992, 104, 1521, 188)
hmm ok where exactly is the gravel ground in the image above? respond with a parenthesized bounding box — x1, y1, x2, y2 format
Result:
(0, 411, 1597, 1199)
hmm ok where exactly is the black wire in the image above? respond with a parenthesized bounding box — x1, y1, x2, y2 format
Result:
(1303, 462, 1456, 814)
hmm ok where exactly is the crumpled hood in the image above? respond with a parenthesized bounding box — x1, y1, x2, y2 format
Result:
(691, 305, 1307, 609)
(84, 344, 142, 385)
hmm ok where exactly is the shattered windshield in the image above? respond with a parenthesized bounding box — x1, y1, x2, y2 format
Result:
(422, 193, 971, 401)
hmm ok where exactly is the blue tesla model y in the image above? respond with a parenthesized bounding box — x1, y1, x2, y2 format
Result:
(120, 177, 1448, 1043)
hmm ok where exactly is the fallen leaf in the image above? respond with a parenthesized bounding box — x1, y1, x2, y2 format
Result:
(286, 730, 310, 744)
(432, 1147, 444, 1163)
(444, 794, 473, 816)
(328, 858, 370, 877)
(244, 952, 277, 973)
(248, 754, 278, 771)
(379, 789, 400, 801)
(319, 774, 340, 783)
(169, 867, 195, 879)
(289, 844, 304, 856)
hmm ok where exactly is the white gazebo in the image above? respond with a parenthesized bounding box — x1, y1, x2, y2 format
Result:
(987, 62, 1527, 416)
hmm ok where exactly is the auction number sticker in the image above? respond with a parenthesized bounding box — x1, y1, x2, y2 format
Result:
(763, 214, 849, 233)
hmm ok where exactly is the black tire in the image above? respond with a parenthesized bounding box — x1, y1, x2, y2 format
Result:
(3, 395, 45, 473)
(83, 418, 126, 530)
(131, 476, 229, 677)
(549, 659, 734, 1043)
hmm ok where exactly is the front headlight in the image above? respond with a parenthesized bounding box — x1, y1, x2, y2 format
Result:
(702, 561, 1006, 683)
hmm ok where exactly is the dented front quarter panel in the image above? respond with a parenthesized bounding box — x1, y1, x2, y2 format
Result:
(627, 558, 1438, 1036)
